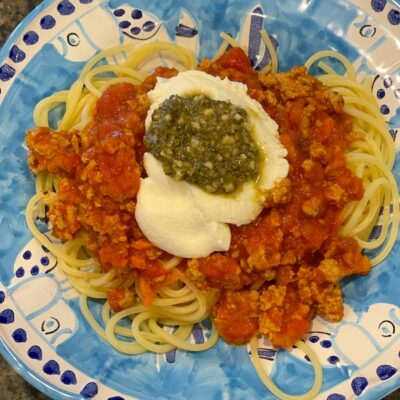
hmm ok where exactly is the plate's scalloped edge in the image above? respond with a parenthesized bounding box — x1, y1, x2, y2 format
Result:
(0, 338, 81, 400)
(364, 374, 400, 400)
(0, 0, 103, 104)
(0, 3, 96, 398)
(0, 1, 399, 400)
(0, 0, 52, 63)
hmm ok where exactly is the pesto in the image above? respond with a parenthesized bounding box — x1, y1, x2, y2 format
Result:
(145, 94, 260, 194)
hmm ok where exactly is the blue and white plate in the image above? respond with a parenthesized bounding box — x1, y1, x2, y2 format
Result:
(0, 1, 399, 399)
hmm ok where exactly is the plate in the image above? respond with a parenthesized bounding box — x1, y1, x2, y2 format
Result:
(0, 0, 399, 399)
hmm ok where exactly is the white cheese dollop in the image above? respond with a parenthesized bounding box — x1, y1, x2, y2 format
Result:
(135, 70, 289, 258)
(136, 153, 231, 258)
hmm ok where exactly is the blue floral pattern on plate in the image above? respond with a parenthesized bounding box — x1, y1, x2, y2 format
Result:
(0, 0, 399, 399)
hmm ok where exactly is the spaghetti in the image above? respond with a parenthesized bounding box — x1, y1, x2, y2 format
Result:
(24, 32, 398, 400)
(305, 51, 399, 266)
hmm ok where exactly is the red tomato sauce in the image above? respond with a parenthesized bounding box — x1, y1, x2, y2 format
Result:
(26, 48, 370, 348)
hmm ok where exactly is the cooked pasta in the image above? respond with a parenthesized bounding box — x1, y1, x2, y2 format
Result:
(24, 33, 397, 400)
(305, 51, 399, 266)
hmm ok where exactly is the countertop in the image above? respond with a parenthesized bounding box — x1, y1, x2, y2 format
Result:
(0, 1, 399, 400)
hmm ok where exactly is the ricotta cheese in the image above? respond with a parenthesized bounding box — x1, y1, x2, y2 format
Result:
(135, 71, 289, 258)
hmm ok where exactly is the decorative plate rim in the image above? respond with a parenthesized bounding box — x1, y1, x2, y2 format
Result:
(0, 2, 94, 397)
(0, 1, 399, 400)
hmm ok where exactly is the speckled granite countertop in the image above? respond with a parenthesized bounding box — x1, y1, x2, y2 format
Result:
(0, 1, 399, 400)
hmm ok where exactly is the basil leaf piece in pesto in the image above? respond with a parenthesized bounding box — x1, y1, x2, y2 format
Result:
(145, 94, 260, 194)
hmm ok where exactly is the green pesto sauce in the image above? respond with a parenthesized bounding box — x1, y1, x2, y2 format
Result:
(145, 94, 260, 194)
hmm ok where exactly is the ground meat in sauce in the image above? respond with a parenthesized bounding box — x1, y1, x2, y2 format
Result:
(26, 67, 179, 306)
(26, 48, 370, 349)
(200, 48, 370, 347)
